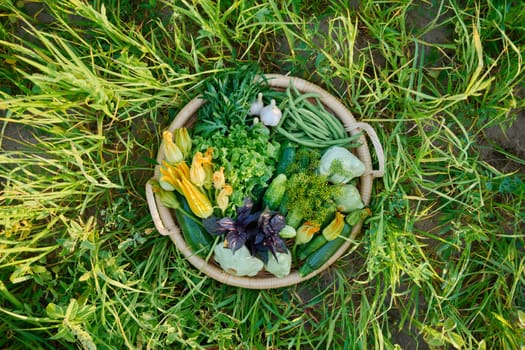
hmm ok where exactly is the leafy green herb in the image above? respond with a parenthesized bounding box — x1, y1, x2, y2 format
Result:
(281, 148, 340, 226)
(194, 66, 271, 137)
(286, 171, 341, 227)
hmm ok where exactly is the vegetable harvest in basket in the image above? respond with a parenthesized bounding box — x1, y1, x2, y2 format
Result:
(153, 67, 371, 278)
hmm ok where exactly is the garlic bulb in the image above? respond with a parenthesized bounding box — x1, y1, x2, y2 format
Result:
(249, 93, 264, 116)
(259, 99, 282, 126)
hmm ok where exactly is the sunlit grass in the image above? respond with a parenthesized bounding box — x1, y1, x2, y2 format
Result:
(1, 0, 524, 348)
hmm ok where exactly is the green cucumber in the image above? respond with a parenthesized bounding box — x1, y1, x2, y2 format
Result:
(278, 192, 290, 215)
(276, 143, 296, 175)
(173, 194, 214, 257)
(286, 207, 304, 229)
(298, 223, 352, 277)
(295, 147, 312, 171)
(263, 173, 287, 210)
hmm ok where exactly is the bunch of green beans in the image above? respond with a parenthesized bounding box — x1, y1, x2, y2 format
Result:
(276, 85, 362, 148)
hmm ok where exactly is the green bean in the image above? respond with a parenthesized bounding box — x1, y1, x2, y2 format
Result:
(288, 91, 335, 138)
(319, 134, 363, 146)
(303, 100, 347, 139)
(287, 109, 332, 140)
(295, 86, 347, 138)
(278, 84, 361, 148)
(290, 89, 322, 106)
(301, 123, 332, 141)
(287, 131, 307, 138)
(296, 108, 333, 137)
(296, 94, 347, 138)
(276, 126, 363, 148)
(278, 108, 290, 126)
(275, 127, 329, 148)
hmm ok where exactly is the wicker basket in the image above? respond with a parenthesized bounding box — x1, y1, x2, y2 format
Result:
(145, 74, 384, 289)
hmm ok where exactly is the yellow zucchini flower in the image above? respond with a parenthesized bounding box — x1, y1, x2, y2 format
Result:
(322, 212, 345, 241)
(203, 147, 214, 189)
(295, 221, 321, 244)
(213, 167, 226, 189)
(176, 177, 213, 219)
(174, 127, 192, 159)
(159, 161, 182, 192)
(216, 184, 233, 213)
(159, 160, 212, 218)
(190, 148, 214, 189)
(162, 130, 184, 164)
(190, 152, 207, 187)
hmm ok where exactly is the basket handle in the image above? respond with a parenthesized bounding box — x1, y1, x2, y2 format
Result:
(345, 122, 385, 178)
(145, 179, 172, 236)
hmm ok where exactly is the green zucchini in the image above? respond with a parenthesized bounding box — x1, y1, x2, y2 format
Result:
(173, 194, 214, 257)
(263, 173, 287, 210)
(298, 223, 352, 277)
(297, 234, 328, 261)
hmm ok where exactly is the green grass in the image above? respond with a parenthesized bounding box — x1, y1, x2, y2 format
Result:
(1, 0, 524, 348)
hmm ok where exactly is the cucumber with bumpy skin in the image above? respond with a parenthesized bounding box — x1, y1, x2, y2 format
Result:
(285, 207, 303, 229)
(278, 192, 290, 215)
(276, 143, 296, 175)
(298, 223, 352, 277)
(263, 173, 287, 210)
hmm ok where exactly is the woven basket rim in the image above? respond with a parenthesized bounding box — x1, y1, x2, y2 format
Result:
(146, 74, 380, 289)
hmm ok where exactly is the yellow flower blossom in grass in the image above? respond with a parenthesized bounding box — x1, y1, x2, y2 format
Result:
(162, 130, 183, 164)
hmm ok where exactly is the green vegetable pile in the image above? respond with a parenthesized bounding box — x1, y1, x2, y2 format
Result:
(163, 66, 370, 279)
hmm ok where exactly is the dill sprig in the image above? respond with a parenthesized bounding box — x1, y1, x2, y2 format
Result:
(286, 171, 341, 226)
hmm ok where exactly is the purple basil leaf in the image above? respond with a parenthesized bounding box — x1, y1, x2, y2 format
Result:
(237, 209, 261, 227)
(274, 237, 288, 253)
(217, 217, 237, 231)
(257, 211, 270, 227)
(270, 214, 286, 233)
(267, 244, 279, 261)
(202, 217, 224, 236)
(253, 232, 265, 245)
(236, 197, 254, 220)
(226, 231, 246, 254)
